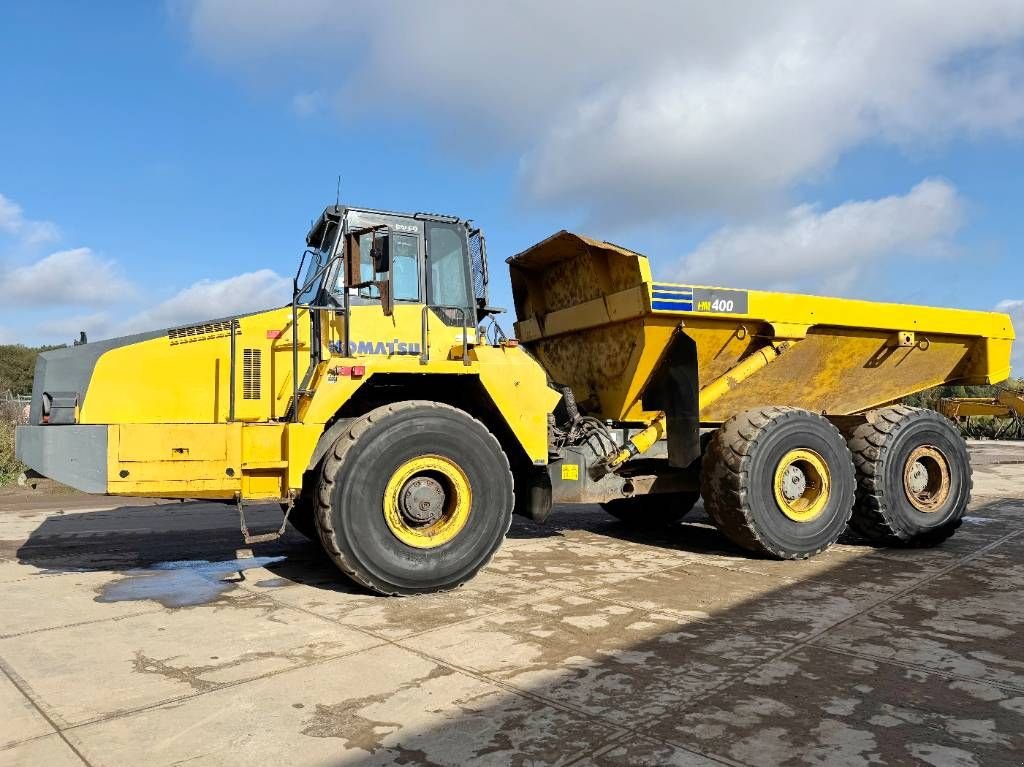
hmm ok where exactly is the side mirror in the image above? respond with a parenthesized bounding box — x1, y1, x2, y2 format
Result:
(343, 225, 393, 316)
(378, 279, 394, 317)
(371, 233, 390, 274)
(371, 231, 393, 317)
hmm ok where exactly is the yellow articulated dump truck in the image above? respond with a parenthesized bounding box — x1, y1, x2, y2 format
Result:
(938, 390, 1024, 440)
(16, 204, 1015, 594)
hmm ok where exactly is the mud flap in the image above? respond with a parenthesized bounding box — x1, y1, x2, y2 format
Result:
(514, 467, 553, 523)
(642, 328, 700, 468)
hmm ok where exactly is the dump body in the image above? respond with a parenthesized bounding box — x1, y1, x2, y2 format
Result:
(509, 231, 1014, 425)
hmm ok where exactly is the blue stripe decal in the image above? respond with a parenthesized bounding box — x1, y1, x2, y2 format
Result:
(652, 300, 693, 311)
(652, 290, 693, 299)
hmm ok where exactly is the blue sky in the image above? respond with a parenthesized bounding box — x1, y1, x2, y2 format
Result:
(1, 2, 1023, 369)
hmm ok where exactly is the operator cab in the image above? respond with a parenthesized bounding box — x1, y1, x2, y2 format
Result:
(296, 205, 494, 325)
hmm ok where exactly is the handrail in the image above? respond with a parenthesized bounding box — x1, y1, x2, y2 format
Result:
(228, 318, 238, 422)
(420, 306, 430, 364)
(291, 298, 299, 422)
(289, 250, 343, 422)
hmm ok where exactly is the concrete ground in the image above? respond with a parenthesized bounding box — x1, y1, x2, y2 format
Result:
(1, 445, 1023, 767)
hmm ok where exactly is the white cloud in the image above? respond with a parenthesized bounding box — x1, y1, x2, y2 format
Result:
(675, 179, 963, 293)
(0, 194, 124, 342)
(0, 192, 59, 245)
(291, 89, 325, 118)
(0, 188, 291, 343)
(119, 269, 291, 335)
(996, 299, 1024, 374)
(0, 248, 134, 307)
(0, 194, 23, 233)
(181, 1, 1024, 220)
(1, 269, 291, 344)
(35, 312, 112, 343)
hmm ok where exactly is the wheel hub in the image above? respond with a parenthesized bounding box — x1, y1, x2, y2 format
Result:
(781, 464, 808, 501)
(908, 461, 929, 494)
(903, 445, 951, 512)
(399, 476, 446, 526)
(773, 448, 831, 523)
(382, 454, 473, 549)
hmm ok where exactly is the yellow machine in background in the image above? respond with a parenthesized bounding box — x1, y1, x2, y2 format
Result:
(939, 389, 1024, 439)
(16, 206, 1015, 594)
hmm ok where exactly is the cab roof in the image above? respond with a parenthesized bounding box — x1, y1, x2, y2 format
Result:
(305, 204, 467, 246)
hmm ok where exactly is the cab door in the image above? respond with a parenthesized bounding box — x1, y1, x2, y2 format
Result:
(424, 221, 476, 347)
(327, 214, 426, 359)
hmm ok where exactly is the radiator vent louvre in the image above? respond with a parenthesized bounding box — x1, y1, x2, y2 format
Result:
(168, 320, 236, 344)
(243, 348, 261, 400)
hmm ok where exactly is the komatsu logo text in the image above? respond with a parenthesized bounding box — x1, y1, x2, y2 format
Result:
(329, 340, 420, 356)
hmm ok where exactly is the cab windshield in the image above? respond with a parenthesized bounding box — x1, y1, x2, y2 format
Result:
(296, 221, 339, 305)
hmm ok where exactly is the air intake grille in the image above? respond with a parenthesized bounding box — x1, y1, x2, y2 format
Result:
(243, 348, 261, 400)
(168, 320, 236, 344)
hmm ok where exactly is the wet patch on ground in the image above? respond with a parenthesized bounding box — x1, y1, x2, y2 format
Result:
(252, 576, 291, 588)
(96, 556, 286, 608)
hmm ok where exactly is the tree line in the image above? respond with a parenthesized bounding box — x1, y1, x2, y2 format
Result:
(0, 344, 64, 396)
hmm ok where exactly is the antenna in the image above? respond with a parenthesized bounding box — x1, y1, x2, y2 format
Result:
(335, 175, 342, 208)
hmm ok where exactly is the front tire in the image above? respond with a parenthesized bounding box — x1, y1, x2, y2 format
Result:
(314, 401, 513, 595)
(702, 407, 856, 559)
(845, 405, 971, 546)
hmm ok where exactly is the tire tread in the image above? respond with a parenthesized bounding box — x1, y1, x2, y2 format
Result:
(702, 406, 855, 559)
(845, 405, 970, 546)
(314, 400, 513, 595)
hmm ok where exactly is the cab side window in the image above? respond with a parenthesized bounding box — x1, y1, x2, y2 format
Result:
(391, 234, 419, 301)
(355, 231, 420, 302)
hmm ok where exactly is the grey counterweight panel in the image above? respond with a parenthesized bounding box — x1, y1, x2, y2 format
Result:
(15, 425, 108, 494)
(28, 331, 165, 423)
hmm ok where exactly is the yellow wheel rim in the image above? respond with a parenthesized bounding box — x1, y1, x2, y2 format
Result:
(773, 448, 831, 523)
(383, 455, 472, 549)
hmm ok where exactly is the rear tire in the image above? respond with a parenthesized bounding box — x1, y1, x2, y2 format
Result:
(314, 401, 513, 595)
(601, 492, 700, 527)
(845, 405, 970, 546)
(702, 407, 855, 559)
